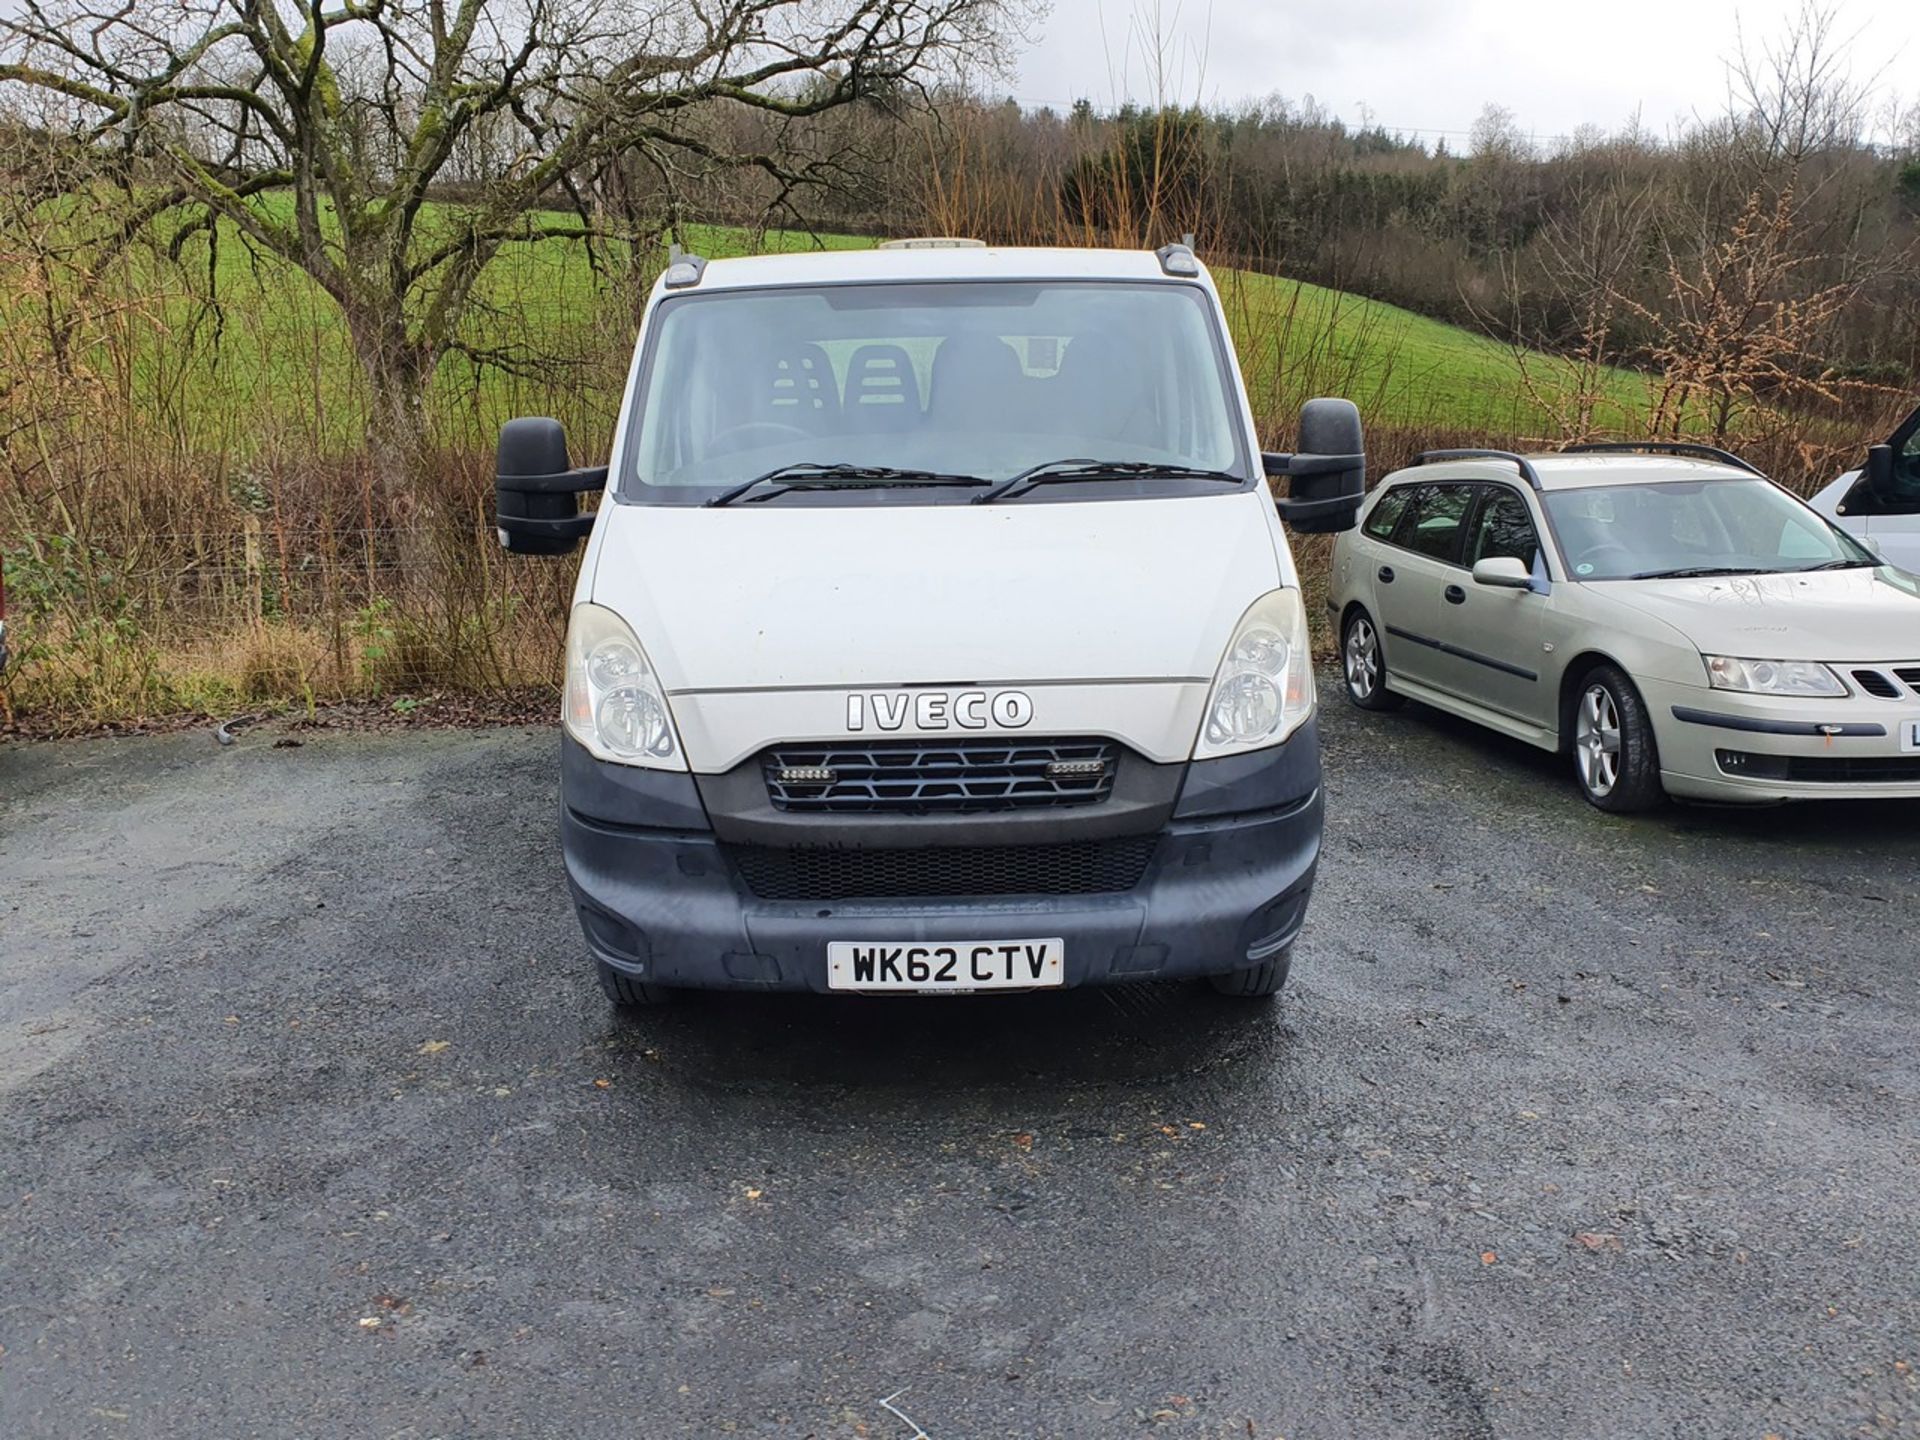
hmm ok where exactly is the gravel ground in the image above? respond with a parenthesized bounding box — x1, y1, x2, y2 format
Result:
(2, 693, 1916, 1439)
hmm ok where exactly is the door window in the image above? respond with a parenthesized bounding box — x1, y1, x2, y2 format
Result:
(1895, 411, 1920, 502)
(1363, 485, 1412, 540)
(1395, 483, 1475, 564)
(1466, 487, 1540, 570)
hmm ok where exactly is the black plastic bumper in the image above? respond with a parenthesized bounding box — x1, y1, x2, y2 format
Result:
(560, 723, 1323, 992)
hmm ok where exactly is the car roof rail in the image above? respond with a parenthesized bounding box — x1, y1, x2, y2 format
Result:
(1413, 449, 1544, 490)
(1559, 441, 1765, 477)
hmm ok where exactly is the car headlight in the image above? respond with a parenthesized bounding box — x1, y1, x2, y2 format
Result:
(1702, 655, 1846, 698)
(1196, 589, 1315, 758)
(564, 603, 685, 768)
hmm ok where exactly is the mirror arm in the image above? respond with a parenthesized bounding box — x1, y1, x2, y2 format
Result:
(1274, 493, 1366, 524)
(499, 464, 609, 495)
(1263, 450, 1364, 479)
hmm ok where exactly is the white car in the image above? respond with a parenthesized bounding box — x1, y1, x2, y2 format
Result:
(1807, 403, 1920, 572)
(494, 241, 1368, 1003)
(1328, 443, 1920, 810)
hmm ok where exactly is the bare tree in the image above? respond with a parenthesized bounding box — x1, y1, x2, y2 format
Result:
(1726, 0, 1872, 175)
(1628, 185, 1865, 443)
(0, 0, 1031, 483)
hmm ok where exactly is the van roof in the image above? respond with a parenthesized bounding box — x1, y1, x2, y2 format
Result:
(680, 245, 1199, 292)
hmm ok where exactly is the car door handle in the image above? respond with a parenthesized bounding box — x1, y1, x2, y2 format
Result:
(1377, 566, 1395, 583)
(1444, 584, 1466, 604)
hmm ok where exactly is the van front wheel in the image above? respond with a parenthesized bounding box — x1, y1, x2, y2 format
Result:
(1207, 948, 1292, 998)
(596, 958, 675, 1008)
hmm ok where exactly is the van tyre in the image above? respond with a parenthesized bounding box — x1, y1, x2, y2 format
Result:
(596, 958, 674, 1008)
(1207, 947, 1292, 998)
(1341, 608, 1402, 712)
(1572, 664, 1664, 813)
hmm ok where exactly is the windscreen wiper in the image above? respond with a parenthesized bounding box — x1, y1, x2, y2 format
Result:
(707, 463, 991, 507)
(1625, 565, 1763, 580)
(1797, 558, 1878, 571)
(972, 459, 1243, 504)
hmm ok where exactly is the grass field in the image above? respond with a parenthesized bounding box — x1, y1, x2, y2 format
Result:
(49, 206, 1648, 455)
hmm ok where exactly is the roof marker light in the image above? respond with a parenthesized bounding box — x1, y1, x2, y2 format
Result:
(1155, 240, 1202, 277)
(663, 243, 707, 289)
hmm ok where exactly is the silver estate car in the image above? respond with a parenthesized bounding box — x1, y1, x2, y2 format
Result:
(1327, 443, 1920, 810)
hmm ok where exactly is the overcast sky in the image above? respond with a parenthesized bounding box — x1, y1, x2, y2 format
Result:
(1009, 0, 1917, 146)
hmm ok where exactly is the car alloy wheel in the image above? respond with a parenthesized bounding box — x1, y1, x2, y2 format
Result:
(1345, 616, 1381, 702)
(1575, 683, 1622, 798)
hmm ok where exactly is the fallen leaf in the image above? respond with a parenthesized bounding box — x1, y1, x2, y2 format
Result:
(1186, 1122, 1207, 1131)
(417, 1039, 450, 1055)
(357, 1317, 382, 1329)
(1013, 1132, 1033, 1151)
(593, 1078, 611, 1089)
(743, 1187, 763, 1200)
(1480, 1250, 1498, 1265)
(1572, 1231, 1623, 1253)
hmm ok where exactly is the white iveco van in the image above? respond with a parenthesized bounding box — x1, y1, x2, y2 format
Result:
(495, 241, 1365, 1005)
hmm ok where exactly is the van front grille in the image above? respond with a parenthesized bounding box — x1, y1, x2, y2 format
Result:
(762, 738, 1117, 814)
(725, 836, 1158, 901)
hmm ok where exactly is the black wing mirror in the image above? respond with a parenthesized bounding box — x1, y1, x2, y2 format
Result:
(1265, 398, 1366, 534)
(495, 417, 607, 555)
(1864, 443, 1897, 506)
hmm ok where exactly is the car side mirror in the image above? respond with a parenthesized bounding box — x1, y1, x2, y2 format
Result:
(1864, 444, 1897, 505)
(495, 417, 607, 555)
(1265, 397, 1365, 534)
(1471, 556, 1532, 588)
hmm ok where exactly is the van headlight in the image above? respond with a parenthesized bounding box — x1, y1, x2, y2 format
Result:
(1702, 655, 1846, 698)
(1196, 589, 1315, 758)
(564, 603, 684, 768)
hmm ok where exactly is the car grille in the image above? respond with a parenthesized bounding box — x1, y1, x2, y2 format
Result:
(725, 836, 1158, 901)
(1717, 749, 1920, 784)
(762, 738, 1118, 814)
(1847, 664, 1920, 699)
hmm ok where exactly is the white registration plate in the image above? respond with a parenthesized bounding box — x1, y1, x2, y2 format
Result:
(827, 938, 1065, 993)
(1903, 720, 1920, 753)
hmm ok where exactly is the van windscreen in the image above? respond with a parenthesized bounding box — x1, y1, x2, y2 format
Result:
(621, 281, 1248, 503)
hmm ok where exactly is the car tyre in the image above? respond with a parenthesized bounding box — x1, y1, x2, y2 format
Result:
(1341, 607, 1403, 712)
(1572, 663, 1665, 813)
(1207, 947, 1292, 998)
(596, 958, 675, 1008)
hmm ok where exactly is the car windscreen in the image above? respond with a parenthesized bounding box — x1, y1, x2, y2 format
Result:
(619, 280, 1249, 503)
(1543, 478, 1877, 579)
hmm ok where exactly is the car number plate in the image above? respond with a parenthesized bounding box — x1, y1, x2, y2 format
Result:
(827, 939, 1065, 993)
(1903, 720, 1920, 753)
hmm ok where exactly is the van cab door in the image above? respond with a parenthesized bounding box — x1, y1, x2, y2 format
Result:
(1374, 481, 1476, 690)
(1864, 409, 1920, 571)
(1839, 407, 1920, 572)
